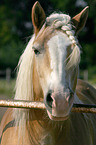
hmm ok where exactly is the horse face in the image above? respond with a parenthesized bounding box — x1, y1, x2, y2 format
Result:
(33, 27, 78, 121)
(32, 1, 88, 121)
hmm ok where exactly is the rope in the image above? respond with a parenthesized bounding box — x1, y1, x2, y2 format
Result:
(0, 99, 96, 113)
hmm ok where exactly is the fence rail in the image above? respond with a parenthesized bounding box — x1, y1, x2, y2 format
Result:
(0, 99, 96, 114)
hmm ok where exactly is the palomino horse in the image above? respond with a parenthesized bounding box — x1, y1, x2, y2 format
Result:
(0, 1, 96, 145)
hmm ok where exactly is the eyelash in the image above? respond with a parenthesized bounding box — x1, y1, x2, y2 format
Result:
(34, 49, 40, 55)
(32, 47, 40, 55)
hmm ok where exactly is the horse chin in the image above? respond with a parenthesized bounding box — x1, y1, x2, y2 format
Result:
(47, 110, 69, 121)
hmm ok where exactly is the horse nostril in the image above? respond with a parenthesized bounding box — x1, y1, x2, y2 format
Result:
(46, 91, 53, 108)
(70, 90, 74, 97)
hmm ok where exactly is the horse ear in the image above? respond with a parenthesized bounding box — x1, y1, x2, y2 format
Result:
(72, 6, 89, 35)
(32, 1, 46, 35)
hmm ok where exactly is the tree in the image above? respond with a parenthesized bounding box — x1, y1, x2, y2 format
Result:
(0, 0, 96, 70)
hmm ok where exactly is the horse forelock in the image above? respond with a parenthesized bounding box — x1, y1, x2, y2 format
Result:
(46, 13, 71, 27)
(45, 13, 80, 70)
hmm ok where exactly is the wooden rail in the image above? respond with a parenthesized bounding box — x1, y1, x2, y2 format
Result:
(0, 100, 96, 113)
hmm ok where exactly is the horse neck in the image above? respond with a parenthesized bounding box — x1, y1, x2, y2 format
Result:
(27, 110, 92, 145)
(27, 110, 71, 145)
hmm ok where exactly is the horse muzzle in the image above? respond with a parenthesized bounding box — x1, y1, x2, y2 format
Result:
(44, 89, 74, 121)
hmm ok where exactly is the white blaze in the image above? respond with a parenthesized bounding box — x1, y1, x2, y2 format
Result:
(47, 31, 71, 90)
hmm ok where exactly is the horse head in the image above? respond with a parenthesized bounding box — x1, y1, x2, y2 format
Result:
(32, 1, 88, 121)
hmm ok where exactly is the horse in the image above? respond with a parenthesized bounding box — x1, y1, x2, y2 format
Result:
(0, 1, 96, 145)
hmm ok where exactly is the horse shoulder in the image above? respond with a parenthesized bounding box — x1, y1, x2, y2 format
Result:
(1, 126, 31, 145)
(0, 109, 13, 137)
(0, 109, 16, 144)
(0, 108, 31, 145)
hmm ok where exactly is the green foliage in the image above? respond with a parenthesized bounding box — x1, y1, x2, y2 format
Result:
(0, 4, 26, 69)
(84, 43, 96, 66)
(0, 40, 24, 69)
(0, 0, 96, 71)
(80, 43, 96, 69)
(50, 0, 70, 10)
(88, 66, 96, 82)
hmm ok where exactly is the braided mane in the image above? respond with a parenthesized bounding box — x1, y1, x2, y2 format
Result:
(46, 13, 80, 69)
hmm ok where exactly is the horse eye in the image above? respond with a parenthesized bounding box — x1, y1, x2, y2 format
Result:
(34, 49, 40, 55)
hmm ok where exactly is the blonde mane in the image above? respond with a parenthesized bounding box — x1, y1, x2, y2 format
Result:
(13, 35, 35, 128)
(15, 35, 35, 101)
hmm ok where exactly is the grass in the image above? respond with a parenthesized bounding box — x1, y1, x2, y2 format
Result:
(0, 79, 15, 98)
(88, 67, 96, 87)
(0, 79, 15, 122)
(80, 67, 96, 88)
